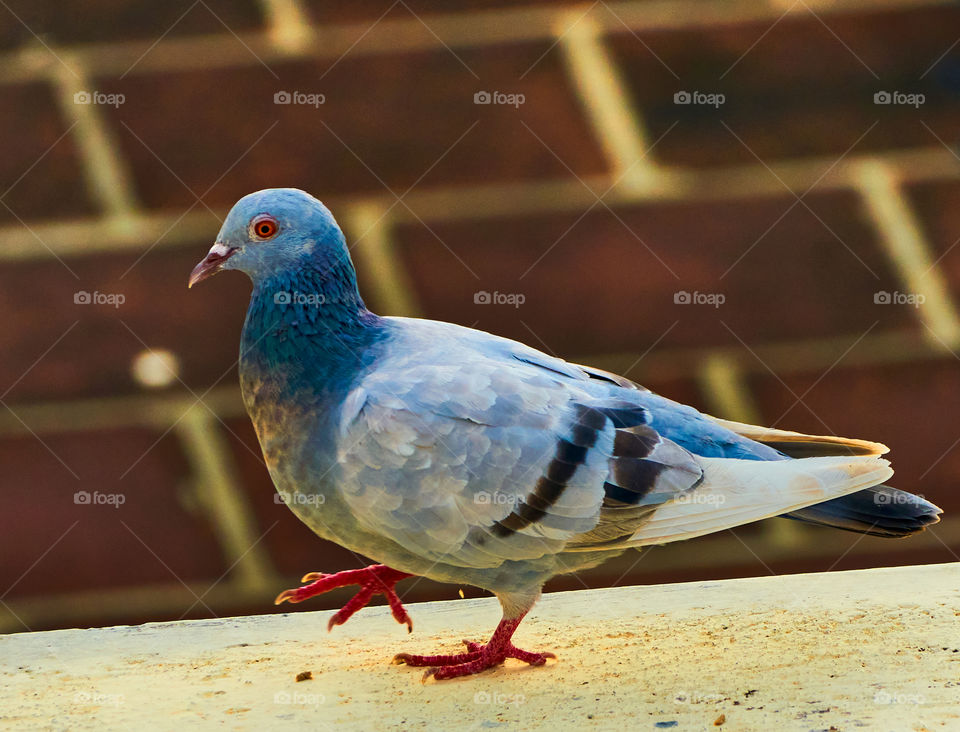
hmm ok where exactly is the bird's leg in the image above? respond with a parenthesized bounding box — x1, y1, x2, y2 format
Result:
(274, 564, 414, 632)
(392, 611, 555, 681)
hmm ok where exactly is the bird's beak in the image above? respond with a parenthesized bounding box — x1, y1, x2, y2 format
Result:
(188, 243, 237, 288)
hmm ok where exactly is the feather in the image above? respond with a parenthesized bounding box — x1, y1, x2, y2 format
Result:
(623, 454, 893, 546)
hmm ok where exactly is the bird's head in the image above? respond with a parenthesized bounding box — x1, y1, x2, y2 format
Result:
(188, 188, 349, 288)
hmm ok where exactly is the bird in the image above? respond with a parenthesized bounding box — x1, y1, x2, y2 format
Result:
(189, 188, 942, 681)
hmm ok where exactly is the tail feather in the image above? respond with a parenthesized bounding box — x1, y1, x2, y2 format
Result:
(703, 416, 942, 538)
(625, 454, 893, 546)
(786, 486, 942, 537)
(705, 416, 889, 457)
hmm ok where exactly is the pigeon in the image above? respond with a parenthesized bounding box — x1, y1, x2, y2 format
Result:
(189, 188, 942, 681)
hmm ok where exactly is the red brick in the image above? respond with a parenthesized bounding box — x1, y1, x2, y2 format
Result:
(0, 427, 226, 599)
(302, 0, 560, 24)
(0, 0, 261, 48)
(610, 5, 960, 167)
(0, 83, 93, 223)
(0, 243, 250, 403)
(94, 44, 605, 209)
(392, 191, 909, 356)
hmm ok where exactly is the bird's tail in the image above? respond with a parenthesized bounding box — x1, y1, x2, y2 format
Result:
(702, 415, 942, 537)
(785, 485, 941, 537)
(625, 453, 893, 546)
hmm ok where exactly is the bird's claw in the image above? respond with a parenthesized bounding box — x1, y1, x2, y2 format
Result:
(274, 564, 414, 631)
(274, 588, 300, 605)
(393, 637, 555, 680)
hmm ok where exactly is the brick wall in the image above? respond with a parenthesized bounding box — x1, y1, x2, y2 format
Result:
(0, 0, 957, 632)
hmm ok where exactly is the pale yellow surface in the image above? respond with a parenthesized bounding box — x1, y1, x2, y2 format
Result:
(2, 563, 958, 731)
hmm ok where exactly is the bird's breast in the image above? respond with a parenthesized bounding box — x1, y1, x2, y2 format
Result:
(240, 365, 342, 495)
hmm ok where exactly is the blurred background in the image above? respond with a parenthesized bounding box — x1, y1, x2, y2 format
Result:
(1, 0, 958, 634)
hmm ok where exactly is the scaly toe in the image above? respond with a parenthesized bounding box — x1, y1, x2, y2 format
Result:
(509, 648, 556, 666)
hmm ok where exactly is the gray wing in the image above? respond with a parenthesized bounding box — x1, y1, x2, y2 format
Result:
(336, 329, 702, 569)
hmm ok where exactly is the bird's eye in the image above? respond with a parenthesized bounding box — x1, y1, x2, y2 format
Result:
(250, 215, 279, 240)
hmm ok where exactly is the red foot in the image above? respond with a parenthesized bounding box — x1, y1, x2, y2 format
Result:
(274, 564, 414, 632)
(392, 615, 555, 680)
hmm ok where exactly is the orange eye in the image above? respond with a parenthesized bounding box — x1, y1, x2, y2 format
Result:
(251, 215, 278, 240)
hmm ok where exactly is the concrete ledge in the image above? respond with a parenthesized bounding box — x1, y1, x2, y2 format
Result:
(2, 563, 957, 730)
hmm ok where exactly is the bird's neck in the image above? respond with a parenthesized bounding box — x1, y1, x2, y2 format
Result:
(240, 260, 382, 390)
